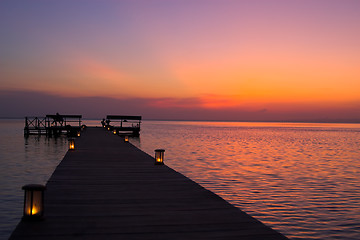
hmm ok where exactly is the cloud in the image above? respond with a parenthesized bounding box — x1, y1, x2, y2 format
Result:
(1, 90, 360, 122)
(147, 94, 244, 109)
(75, 58, 128, 82)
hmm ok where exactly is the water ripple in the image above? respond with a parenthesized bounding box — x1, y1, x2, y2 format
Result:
(133, 121, 360, 240)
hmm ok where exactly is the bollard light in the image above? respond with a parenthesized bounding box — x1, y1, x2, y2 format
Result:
(113, 129, 117, 135)
(124, 135, 129, 142)
(77, 131, 81, 137)
(69, 138, 75, 150)
(154, 149, 165, 165)
(22, 184, 46, 220)
(107, 127, 110, 131)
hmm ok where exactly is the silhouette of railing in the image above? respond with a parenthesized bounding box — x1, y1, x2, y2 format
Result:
(24, 117, 47, 135)
(24, 114, 82, 137)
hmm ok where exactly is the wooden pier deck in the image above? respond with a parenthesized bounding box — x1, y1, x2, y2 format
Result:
(10, 127, 288, 240)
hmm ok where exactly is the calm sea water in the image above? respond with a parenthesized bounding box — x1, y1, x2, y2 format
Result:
(1, 119, 359, 239)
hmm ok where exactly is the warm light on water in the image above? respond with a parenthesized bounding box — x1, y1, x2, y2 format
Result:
(1, 119, 359, 239)
(0, 119, 68, 239)
(131, 121, 360, 240)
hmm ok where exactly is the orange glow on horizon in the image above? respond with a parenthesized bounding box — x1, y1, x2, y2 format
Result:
(1, 0, 359, 121)
(146, 94, 360, 115)
(169, 55, 360, 105)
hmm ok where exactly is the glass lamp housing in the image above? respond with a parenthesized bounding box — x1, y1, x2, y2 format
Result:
(69, 139, 75, 150)
(22, 184, 46, 220)
(154, 149, 165, 165)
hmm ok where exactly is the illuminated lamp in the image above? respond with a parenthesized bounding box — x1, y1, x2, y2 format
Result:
(77, 131, 81, 137)
(154, 149, 165, 165)
(22, 184, 46, 220)
(124, 136, 129, 142)
(107, 127, 110, 131)
(113, 129, 117, 135)
(69, 138, 75, 150)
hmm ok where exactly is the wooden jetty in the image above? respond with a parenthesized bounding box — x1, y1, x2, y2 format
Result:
(103, 115, 141, 136)
(10, 127, 288, 240)
(24, 114, 82, 137)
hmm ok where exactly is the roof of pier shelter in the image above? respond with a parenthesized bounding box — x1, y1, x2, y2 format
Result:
(46, 114, 82, 119)
(106, 115, 142, 121)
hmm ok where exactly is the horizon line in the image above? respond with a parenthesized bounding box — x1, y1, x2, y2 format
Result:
(1, 116, 360, 124)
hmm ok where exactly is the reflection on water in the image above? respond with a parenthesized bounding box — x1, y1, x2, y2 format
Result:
(1, 120, 360, 240)
(0, 119, 68, 239)
(132, 121, 360, 240)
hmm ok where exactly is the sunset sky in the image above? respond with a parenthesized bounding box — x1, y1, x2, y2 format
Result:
(1, 0, 360, 121)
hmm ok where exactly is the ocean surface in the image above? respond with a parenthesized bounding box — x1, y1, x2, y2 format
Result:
(1, 119, 360, 240)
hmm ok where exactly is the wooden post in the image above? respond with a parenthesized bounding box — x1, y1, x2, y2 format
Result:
(24, 117, 29, 136)
(38, 118, 42, 135)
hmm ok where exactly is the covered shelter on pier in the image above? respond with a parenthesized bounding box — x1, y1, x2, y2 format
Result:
(45, 114, 82, 136)
(104, 115, 141, 136)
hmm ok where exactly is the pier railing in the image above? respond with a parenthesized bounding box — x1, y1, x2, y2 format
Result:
(45, 114, 82, 128)
(24, 117, 47, 135)
(24, 114, 82, 137)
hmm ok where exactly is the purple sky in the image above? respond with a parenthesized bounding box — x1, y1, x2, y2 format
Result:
(1, 0, 360, 121)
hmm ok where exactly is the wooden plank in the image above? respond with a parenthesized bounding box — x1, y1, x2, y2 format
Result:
(10, 127, 288, 240)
